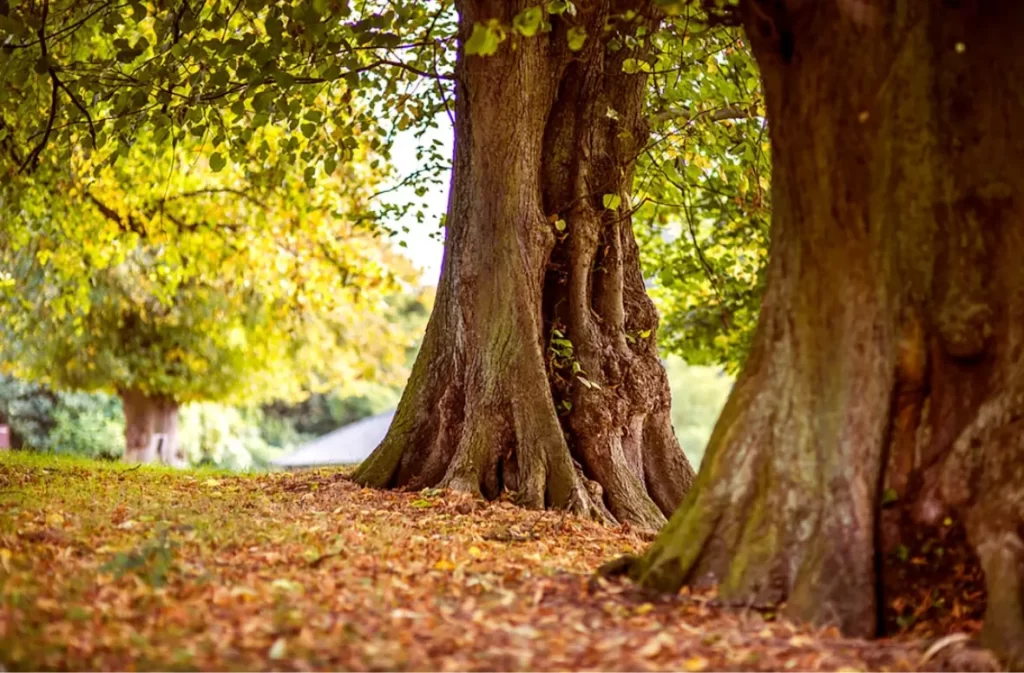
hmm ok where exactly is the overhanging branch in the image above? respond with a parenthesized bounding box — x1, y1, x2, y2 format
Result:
(652, 104, 751, 125)
(18, 0, 59, 174)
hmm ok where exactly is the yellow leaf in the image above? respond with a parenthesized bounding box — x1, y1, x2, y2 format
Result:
(433, 559, 455, 571)
(468, 546, 482, 558)
(0, 548, 11, 573)
(635, 602, 655, 615)
(685, 656, 709, 671)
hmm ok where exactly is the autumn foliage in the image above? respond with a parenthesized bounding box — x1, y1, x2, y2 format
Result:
(0, 453, 995, 671)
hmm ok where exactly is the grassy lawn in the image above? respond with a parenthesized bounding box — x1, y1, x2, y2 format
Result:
(0, 452, 934, 671)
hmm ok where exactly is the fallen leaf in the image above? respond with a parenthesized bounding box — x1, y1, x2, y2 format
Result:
(268, 637, 287, 660)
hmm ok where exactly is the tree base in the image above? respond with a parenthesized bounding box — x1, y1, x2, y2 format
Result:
(630, 2, 1024, 666)
(353, 0, 694, 529)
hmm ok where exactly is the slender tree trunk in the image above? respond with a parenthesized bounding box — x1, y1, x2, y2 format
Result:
(120, 390, 181, 465)
(354, 0, 695, 529)
(632, 1, 1024, 665)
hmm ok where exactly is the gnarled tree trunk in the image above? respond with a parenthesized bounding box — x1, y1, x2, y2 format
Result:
(354, 0, 695, 529)
(632, 1, 1024, 666)
(120, 390, 182, 465)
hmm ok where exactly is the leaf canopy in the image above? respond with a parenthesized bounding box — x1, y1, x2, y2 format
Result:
(1, 0, 767, 375)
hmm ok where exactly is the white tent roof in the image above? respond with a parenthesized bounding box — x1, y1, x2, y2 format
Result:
(271, 410, 395, 468)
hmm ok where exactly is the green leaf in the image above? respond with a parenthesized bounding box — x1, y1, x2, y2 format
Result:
(881, 487, 899, 506)
(653, 0, 685, 14)
(129, 2, 147, 20)
(209, 69, 230, 88)
(622, 58, 650, 74)
(546, 0, 568, 14)
(0, 15, 29, 37)
(251, 91, 275, 112)
(602, 193, 621, 210)
(513, 7, 543, 37)
(208, 153, 226, 172)
(554, 218, 566, 232)
(465, 22, 503, 56)
(567, 26, 587, 51)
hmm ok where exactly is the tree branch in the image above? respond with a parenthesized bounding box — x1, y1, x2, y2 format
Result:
(5, 1, 121, 50)
(160, 186, 262, 207)
(87, 188, 243, 236)
(54, 73, 96, 148)
(652, 104, 751, 125)
(85, 190, 147, 235)
(19, 0, 59, 174)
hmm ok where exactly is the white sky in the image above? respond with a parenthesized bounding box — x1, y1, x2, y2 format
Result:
(381, 117, 453, 286)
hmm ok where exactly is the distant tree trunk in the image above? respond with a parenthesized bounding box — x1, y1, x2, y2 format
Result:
(354, 0, 695, 529)
(120, 390, 181, 465)
(632, 1, 1024, 666)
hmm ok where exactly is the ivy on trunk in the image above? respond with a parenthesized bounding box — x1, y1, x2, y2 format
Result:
(354, 0, 695, 530)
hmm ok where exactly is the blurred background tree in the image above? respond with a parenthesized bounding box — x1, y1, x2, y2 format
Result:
(0, 116, 431, 464)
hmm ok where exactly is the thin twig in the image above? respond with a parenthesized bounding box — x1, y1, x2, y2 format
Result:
(681, 177, 731, 329)
(54, 73, 96, 147)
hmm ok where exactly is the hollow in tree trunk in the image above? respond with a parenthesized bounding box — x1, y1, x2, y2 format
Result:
(631, 1, 1024, 666)
(353, 0, 695, 529)
(120, 390, 182, 465)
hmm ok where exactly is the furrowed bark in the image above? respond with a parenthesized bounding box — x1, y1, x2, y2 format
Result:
(632, 1, 1024, 666)
(353, 0, 695, 528)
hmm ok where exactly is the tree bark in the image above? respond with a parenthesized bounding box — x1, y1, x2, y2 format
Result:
(632, 1, 1024, 666)
(353, 0, 695, 529)
(120, 390, 182, 465)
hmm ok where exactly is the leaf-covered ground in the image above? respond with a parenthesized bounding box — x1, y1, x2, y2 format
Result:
(0, 453, 996, 671)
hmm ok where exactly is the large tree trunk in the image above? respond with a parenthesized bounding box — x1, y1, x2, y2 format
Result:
(353, 0, 695, 529)
(631, 0, 1024, 666)
(120, 390, 182, 465)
